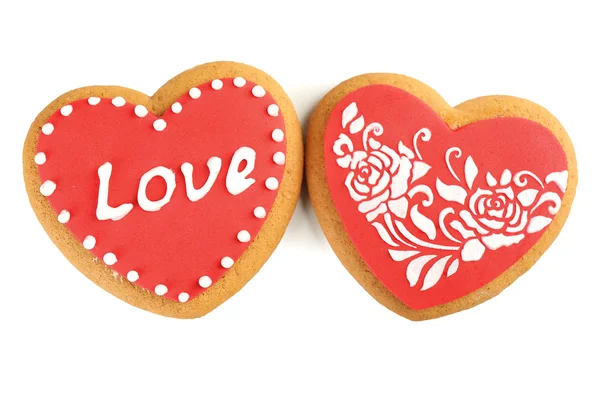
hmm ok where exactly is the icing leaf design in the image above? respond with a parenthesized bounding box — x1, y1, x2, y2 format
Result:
(545, 170, 568, 193)
(464, 156, 478, 189)
(406, 255, 436, 287)
(436, 179, 467, 205)
(342, 102, 358, 129)
(410, 205, 436, 240)
(349, 116, 365, 134)
(421, 255, 452, 291)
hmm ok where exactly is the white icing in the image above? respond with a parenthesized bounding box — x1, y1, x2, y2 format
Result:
(134, 105, 148, 118)
(41, 123, 54, 135)
(271, 129, 284, 142)
(233, 77, 246, 87)
(273, 152, 285, 165)
(103, 252, 117, 266)
(527, 216, 552, 233)
(88, 97, 101, 106)
(421, 255, 453, 291)
(181, 158, 222, 202)
(127, 270, 139, 282)
(406, 255, 436, 287)
(410, 205, 436, 240)
(137, 166, 176, 212)
(373, 221, 398, 245)
(447, 259, 459, 277)
(342, 102, 358, 128)
(189, 87, 201, 99)
(154, 284, 168, 295)
(153, 119, 167, 131)
(112, 97, 126, 107)
(464, 156, 478, 190)
(517, 188, 539, 207)
(486, 172, 497, 187)
(60, 105, 73, 116)
(226, 147, 256, 195)
(412, 128, 431, 161)
(481, 233, 525, 249)
(545, 170, 568, 193)
(389, 250, 419, 262)
(500, 169, 512, 186)
(171, 102, 182, 114)
(57, 210, 70, 224)
(237, 230, 251, 243)
(82, 235, 96, 250)
(461, 239, 485, 262)
(265, 177, 279, 190)
(436, 178, 467, 205)
(198, 276, 212, 288)
(40, 180, 56, 196)
(349, 116, 365, 134)
(221, 257, 234, 269)
(252, 85, 266, 98)
(211, 79, 224, 90)
(253, 206, 266, 219)
(34, 152, 46, 165)
(96, 162, 134, 221)
(267, 104, 279, 117)
(178, 292, 189, 303)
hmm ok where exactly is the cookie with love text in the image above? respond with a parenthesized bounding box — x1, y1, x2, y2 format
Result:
(306, 74, 577, 320)
(23, 61, 302, 318)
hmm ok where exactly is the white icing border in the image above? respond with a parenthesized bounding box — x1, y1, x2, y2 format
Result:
(37, 77, 286, 302)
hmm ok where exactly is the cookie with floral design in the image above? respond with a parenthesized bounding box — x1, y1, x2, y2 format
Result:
(306, 74, 577, 320)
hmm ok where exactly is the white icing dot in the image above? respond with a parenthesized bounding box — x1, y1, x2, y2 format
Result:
(40, 180, 56, 196)
(198, 276, 212, 288)
(171, 102, 182, 114)
(112, 97, 126, 107)
(88, 97, 101, 106)
(253, 206, 266, 219)
(155, 284, 168, 296)
(221, 257, 234, 269)
(267, 104, 279, 117)
(265, 177, 279, 190)
(34, 152, 46, 165)
(127, 270, 139, 282)
(103, 252, 117, 266)
(134, 105, 148, 118)
(83, 235, 96, 250)
(211, 79, 223, 90)
(271, 129, 284, 142)
(252, 85, 266, 98)
(41, 123, 54, 135)
(60, 105, 73, 116)
(189, 87, 201, 99)
(178, 292, 190, 303)
(57, 210, 70, 224)
(233, 77, 246, 87)
(153, 119, 167, 131)
(273, 152, 285, 165)
(237, 230, 251, 243)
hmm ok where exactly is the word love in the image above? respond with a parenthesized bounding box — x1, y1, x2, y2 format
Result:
(96, 146, 257, 221)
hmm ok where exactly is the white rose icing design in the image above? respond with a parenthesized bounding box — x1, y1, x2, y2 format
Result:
(333, 102, 567, 291)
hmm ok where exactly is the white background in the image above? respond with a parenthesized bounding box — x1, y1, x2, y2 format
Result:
(1, 1, 598, 399)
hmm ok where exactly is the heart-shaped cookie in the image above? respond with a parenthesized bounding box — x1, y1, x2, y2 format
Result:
(307, 74, 577, 320)
(23, 62, 302, 318)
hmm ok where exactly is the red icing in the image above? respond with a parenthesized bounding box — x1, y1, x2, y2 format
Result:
(37, 79, 285, 301)
(324, 85, 568, 310)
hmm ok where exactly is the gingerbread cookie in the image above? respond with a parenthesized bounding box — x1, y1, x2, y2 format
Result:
(306, 74, 577, 320)
(23, 61, 302, 318)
